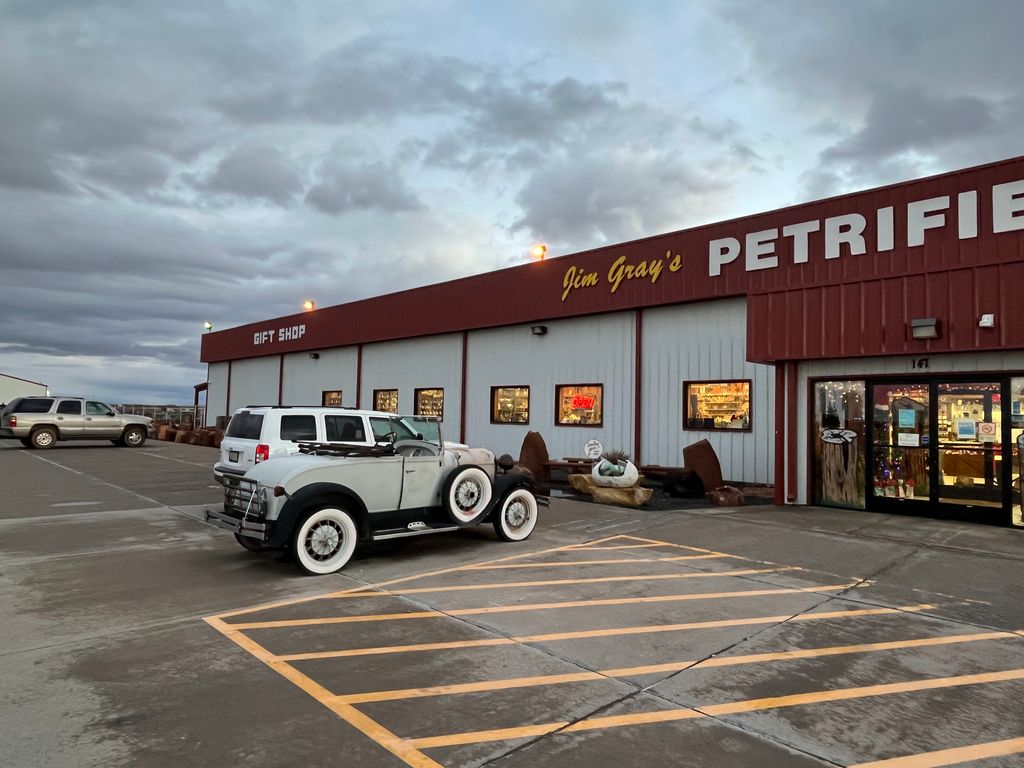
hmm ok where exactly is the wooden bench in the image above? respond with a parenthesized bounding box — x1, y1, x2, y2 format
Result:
(540, 457, 594, 482)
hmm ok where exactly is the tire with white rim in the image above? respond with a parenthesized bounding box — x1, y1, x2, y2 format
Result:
(493, 487, 539, 542)
(442, 465, 493, 525)
(291, 505, 358, 575)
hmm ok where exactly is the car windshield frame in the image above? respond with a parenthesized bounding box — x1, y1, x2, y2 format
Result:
(395, 415, 441, 445)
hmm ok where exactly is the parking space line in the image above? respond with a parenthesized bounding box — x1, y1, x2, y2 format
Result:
(324, 567, 801, 599)
(848, 737, 1024, 767)
(463, 553, 729, 569)
(334, 630, 1018, 704)
(276, 604, 934, 661)
(205, 616, 444, 768)
(212, 535, 631, 621)
(565, 543, 687, 551)
(407, 668, 1024, 750)
(232, 583, 855, 630)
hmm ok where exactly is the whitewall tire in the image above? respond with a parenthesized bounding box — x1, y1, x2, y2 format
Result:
(443, 466, 493, 525)
(493, 488, 538, 542)
(291, 506, 358, 575)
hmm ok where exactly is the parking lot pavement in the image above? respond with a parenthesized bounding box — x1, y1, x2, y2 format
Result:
(2, 439, 1023, 768)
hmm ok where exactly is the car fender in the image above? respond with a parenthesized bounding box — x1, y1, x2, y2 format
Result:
(486, 472, 542, 517)
(269, 481, 370, 547)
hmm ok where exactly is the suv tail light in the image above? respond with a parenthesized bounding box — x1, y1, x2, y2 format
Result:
(5, 416, 14, 428)
(255, 444, 270, 464)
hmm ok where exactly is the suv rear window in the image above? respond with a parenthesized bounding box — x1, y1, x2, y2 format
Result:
(225, 411, 265, 439)
(280, 414, 317, 441)
(11, 398, 53, 413)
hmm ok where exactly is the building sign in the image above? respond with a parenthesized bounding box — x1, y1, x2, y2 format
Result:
(254, 323, 306, 346)
(558, 178, 1024, 302)
(570, 395, 597, 409)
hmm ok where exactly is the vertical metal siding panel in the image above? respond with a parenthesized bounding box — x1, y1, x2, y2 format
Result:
(802, 288, 823, 359)
(227, 358, 280, 413)
(1000, 262, 1024, 350)
(821, 285, 843, 353)
(281, 348, 359, 406)
(206, 363, 229, 426)
(945, 269, 974, 353)
(861, 281, 884, 355)
(974, 265, 1000, 350)
(924, 271, 952, 354)
(841, 283, 863, 357)
(904, 274, 929, 350)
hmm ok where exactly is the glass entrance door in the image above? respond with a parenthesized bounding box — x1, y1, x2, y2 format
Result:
(936, 382, 1003, 508)
(870, 382, 931, 504)
(865, 377, 1017, 524)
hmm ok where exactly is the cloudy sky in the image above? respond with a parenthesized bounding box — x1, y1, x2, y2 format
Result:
(1, 0, 1021, 404)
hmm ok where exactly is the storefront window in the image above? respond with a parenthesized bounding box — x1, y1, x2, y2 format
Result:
(491, 386, 530, 424)
(555, 384, 603, 426)
(1011, 377, 1023, 527)
(683, 381, 751, 430)
(373, 389, 398, 413)
(414, 388, 444, 420)
(813, 380, 866, 509)
(321, 390, 343, 407)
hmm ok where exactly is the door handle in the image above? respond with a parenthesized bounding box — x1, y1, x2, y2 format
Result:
(57, 417, 63, 420)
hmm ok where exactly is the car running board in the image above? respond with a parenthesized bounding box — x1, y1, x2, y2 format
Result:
(371, 523, 462, 541)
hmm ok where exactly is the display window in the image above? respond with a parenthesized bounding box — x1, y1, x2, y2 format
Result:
(1012, 377, 1023, 526)
(555, 384, 603, 426)
(373, 389, 398, 413)
(321, 390, 343, 407)
(813, 380, 866, 509)
(414, 388, 444, 420)
(683, 380, 751, 430)
(491, 386, 530, 424)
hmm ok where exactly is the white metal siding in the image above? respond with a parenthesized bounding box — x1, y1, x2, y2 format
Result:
(206, 362, 229, 426)
(360, 335, 463, 437)
(0, 375, 47, 403)
(642, 299, 775, 484)
(466, 314, 636, 461)
(228, 357, 280, 415)
(282, 348, 359, 406)
(795, 350, 1024, 503)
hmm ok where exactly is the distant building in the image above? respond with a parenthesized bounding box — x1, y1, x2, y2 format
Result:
(0, 372, 48, 405)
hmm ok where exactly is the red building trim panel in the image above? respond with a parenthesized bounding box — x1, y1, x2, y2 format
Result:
(201, 156, 1024, 364)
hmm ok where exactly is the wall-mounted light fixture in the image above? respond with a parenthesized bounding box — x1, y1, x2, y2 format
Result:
(978, 313, 995, 328)
(531, 325, 547, 336)
(910, 318, 940, 340)
(530, 244, 548, 261)
(308, 352, 320, 359)
(303, 299, 316, 312)
(203, 321, 213, 332)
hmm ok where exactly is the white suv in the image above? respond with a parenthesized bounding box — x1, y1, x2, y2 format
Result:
(213, 406, 433, 485)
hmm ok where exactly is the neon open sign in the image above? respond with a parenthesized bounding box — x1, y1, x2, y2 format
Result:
(570, 395, 596, 409)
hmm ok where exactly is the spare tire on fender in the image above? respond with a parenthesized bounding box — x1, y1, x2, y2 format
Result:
(442, 465, 493, 525)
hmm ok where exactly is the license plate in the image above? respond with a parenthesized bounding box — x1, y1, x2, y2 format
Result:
(229, 451, 240, 462)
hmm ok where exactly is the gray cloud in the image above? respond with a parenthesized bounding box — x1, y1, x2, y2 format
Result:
(306, 161, 421, 215)
(200, 145, 305, 205)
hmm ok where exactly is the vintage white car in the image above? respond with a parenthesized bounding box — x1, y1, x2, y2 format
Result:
(205, 416, 545, 574)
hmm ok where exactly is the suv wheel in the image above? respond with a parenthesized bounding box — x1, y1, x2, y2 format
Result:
(291, 505, 358, 575)
(121, 426, 147, 447)
(30, 428, 57, 450)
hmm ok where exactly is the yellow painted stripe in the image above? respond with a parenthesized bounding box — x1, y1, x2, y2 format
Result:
(850, 737, 1024, 767)
(408, 668, 1024, 749)
(464, 553, 728, 569)
(232, 583, 854, 630)
(325, 567, 799, 599)
(334, 630, 1013, 705)
(564, 543, 686, 551)
(211, 535, 633, 620)
(276, 605, 933, 661)
(203, 617, 443, 768)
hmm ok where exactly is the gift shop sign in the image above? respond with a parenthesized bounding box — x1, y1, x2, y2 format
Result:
(559, 179, 1024, 303)
(253, 323, 306, 346)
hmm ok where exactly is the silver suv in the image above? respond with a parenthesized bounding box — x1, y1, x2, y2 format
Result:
(0, 397, 152, 449)
(214, 405, 435, 486)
